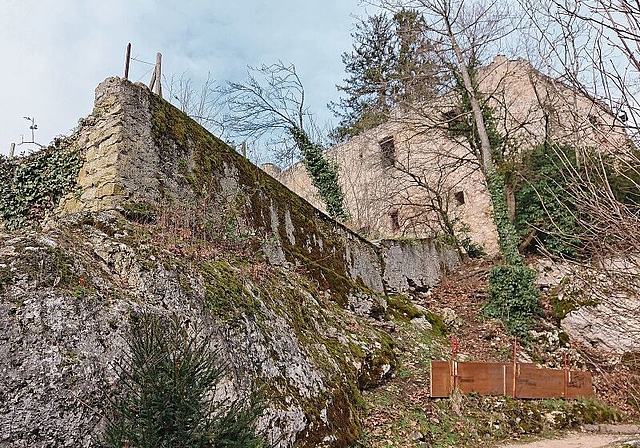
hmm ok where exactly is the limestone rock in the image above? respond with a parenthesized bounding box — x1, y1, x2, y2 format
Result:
(562, 297, 640, 354)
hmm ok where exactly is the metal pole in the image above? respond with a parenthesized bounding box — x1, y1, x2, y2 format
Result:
(9, 143, 15, 158)
(124, 43, 131, 79)
(241, 141, 247, 158)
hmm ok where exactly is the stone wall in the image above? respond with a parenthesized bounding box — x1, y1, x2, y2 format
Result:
(56, 78, 381, 294)
(381, 239, 460, 293)
(58, 77, 458, 295)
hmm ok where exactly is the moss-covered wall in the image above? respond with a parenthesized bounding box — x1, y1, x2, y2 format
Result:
(0, 78, 459, 447)
(58, 77, 387, 300)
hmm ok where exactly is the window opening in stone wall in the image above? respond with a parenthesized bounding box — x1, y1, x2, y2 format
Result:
(379, 136, 396, 167)
(442, 109, 467, 136)
(454, 190, 465, 205)
(390, 209, 400, 232)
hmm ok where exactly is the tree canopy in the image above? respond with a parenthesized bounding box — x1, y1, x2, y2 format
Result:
(330, 9, 440, 142)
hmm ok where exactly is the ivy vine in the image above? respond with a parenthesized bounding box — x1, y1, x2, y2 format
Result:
(289, 126, 348, 221)
(0, 140, 82, 230)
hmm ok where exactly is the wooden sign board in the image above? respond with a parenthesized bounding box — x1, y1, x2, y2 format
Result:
(430, 361, 593, 399)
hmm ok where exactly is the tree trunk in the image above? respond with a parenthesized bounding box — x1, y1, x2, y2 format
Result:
(443, 16, 493, 175)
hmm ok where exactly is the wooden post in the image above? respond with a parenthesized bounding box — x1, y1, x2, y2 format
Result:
(124, 43, 131, 79)
(149, 67, 156, 90)
(9, 143, 15, 158)
(512, 338, 518, 398)
(154, 52, 162, 98)
(563, 352, 568, 398)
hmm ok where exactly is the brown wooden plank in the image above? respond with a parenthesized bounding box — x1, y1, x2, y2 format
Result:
(430, 361, 452, 397)
(566, 371, 594, 398)
(515, 363, 566, 398)
(429, 361, 594, 399)
(457, 362, 508, 396)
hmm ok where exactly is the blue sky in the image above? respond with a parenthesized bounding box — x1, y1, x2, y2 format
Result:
(0, 0, 375, 156)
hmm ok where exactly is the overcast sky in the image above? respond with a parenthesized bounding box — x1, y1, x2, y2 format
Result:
(0, 0, 374, 156)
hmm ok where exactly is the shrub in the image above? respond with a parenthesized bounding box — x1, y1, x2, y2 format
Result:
(514, 143, 582, 257)
(483, 264, 541, 336)
(101, 312, 266, 448)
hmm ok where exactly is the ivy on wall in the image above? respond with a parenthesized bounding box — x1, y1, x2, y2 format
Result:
(0, 140, 82, 230)
(483, 169, 542, 336)
(289, 126, 348, 221)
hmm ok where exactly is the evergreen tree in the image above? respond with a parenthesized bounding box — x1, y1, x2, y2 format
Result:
(330, 10, 439, 141)
(101, 312, 266, 448)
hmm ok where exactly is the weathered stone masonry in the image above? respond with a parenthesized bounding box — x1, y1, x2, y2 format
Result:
(59, 77, 458, 294)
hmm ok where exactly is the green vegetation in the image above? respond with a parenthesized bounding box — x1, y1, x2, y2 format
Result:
(331, 9, 439, 141)
(290, 126, 347, 221)
(514, 143, 583, 258)
(386, 294, 423, 321)
(514, 142, 640, 258)
(361, 385, 620, 447)
(483, 264, 542, 336)
(0, 140, 82, 230)
(483, 170, 542, 336)
(102, 312, 266, 448)
(353, 307, 621, 447)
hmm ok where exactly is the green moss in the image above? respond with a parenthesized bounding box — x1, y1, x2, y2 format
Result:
(387, 294, 422, 321)
(42, 246, 75, 288)
(558, 331, 570, 347)
(201, 260, 257, 321)
(149, 94, 377, 312)
(150, 95, 229, 195)
(550, 285, 601, 321)
(425, 311, 449, 337)
(361, 392, 621, 447)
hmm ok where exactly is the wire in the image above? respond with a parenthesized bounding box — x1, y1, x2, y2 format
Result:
(136, 67, 155, 83)
(131, 55, 155, 66)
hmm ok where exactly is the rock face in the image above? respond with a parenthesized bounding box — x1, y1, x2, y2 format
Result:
(0, 78, 458, 447)
(562, 300, 640, 354)
(533, 258, 640, 354)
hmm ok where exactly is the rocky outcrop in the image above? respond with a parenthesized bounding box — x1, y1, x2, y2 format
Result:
(0, 213, 395, 447)
(0, 78, 458, 447)
(534, 258, 640, 354)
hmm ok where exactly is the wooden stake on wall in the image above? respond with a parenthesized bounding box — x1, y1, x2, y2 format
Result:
(124, 43, 131, 79)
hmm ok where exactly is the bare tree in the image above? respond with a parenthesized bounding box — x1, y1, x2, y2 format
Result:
(518, 0, 640, 145)
(221, 62, 347, 220)
(368, 0, 516, 173)
(166, 72, 226, 136)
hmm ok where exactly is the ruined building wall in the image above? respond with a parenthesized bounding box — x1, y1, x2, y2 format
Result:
(273, 115, 500, 256)
(271, 56, 629, 257)
(477, 55, 629, 154)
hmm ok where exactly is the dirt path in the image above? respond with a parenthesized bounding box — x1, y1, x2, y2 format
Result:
(497, 433, 635, 448)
